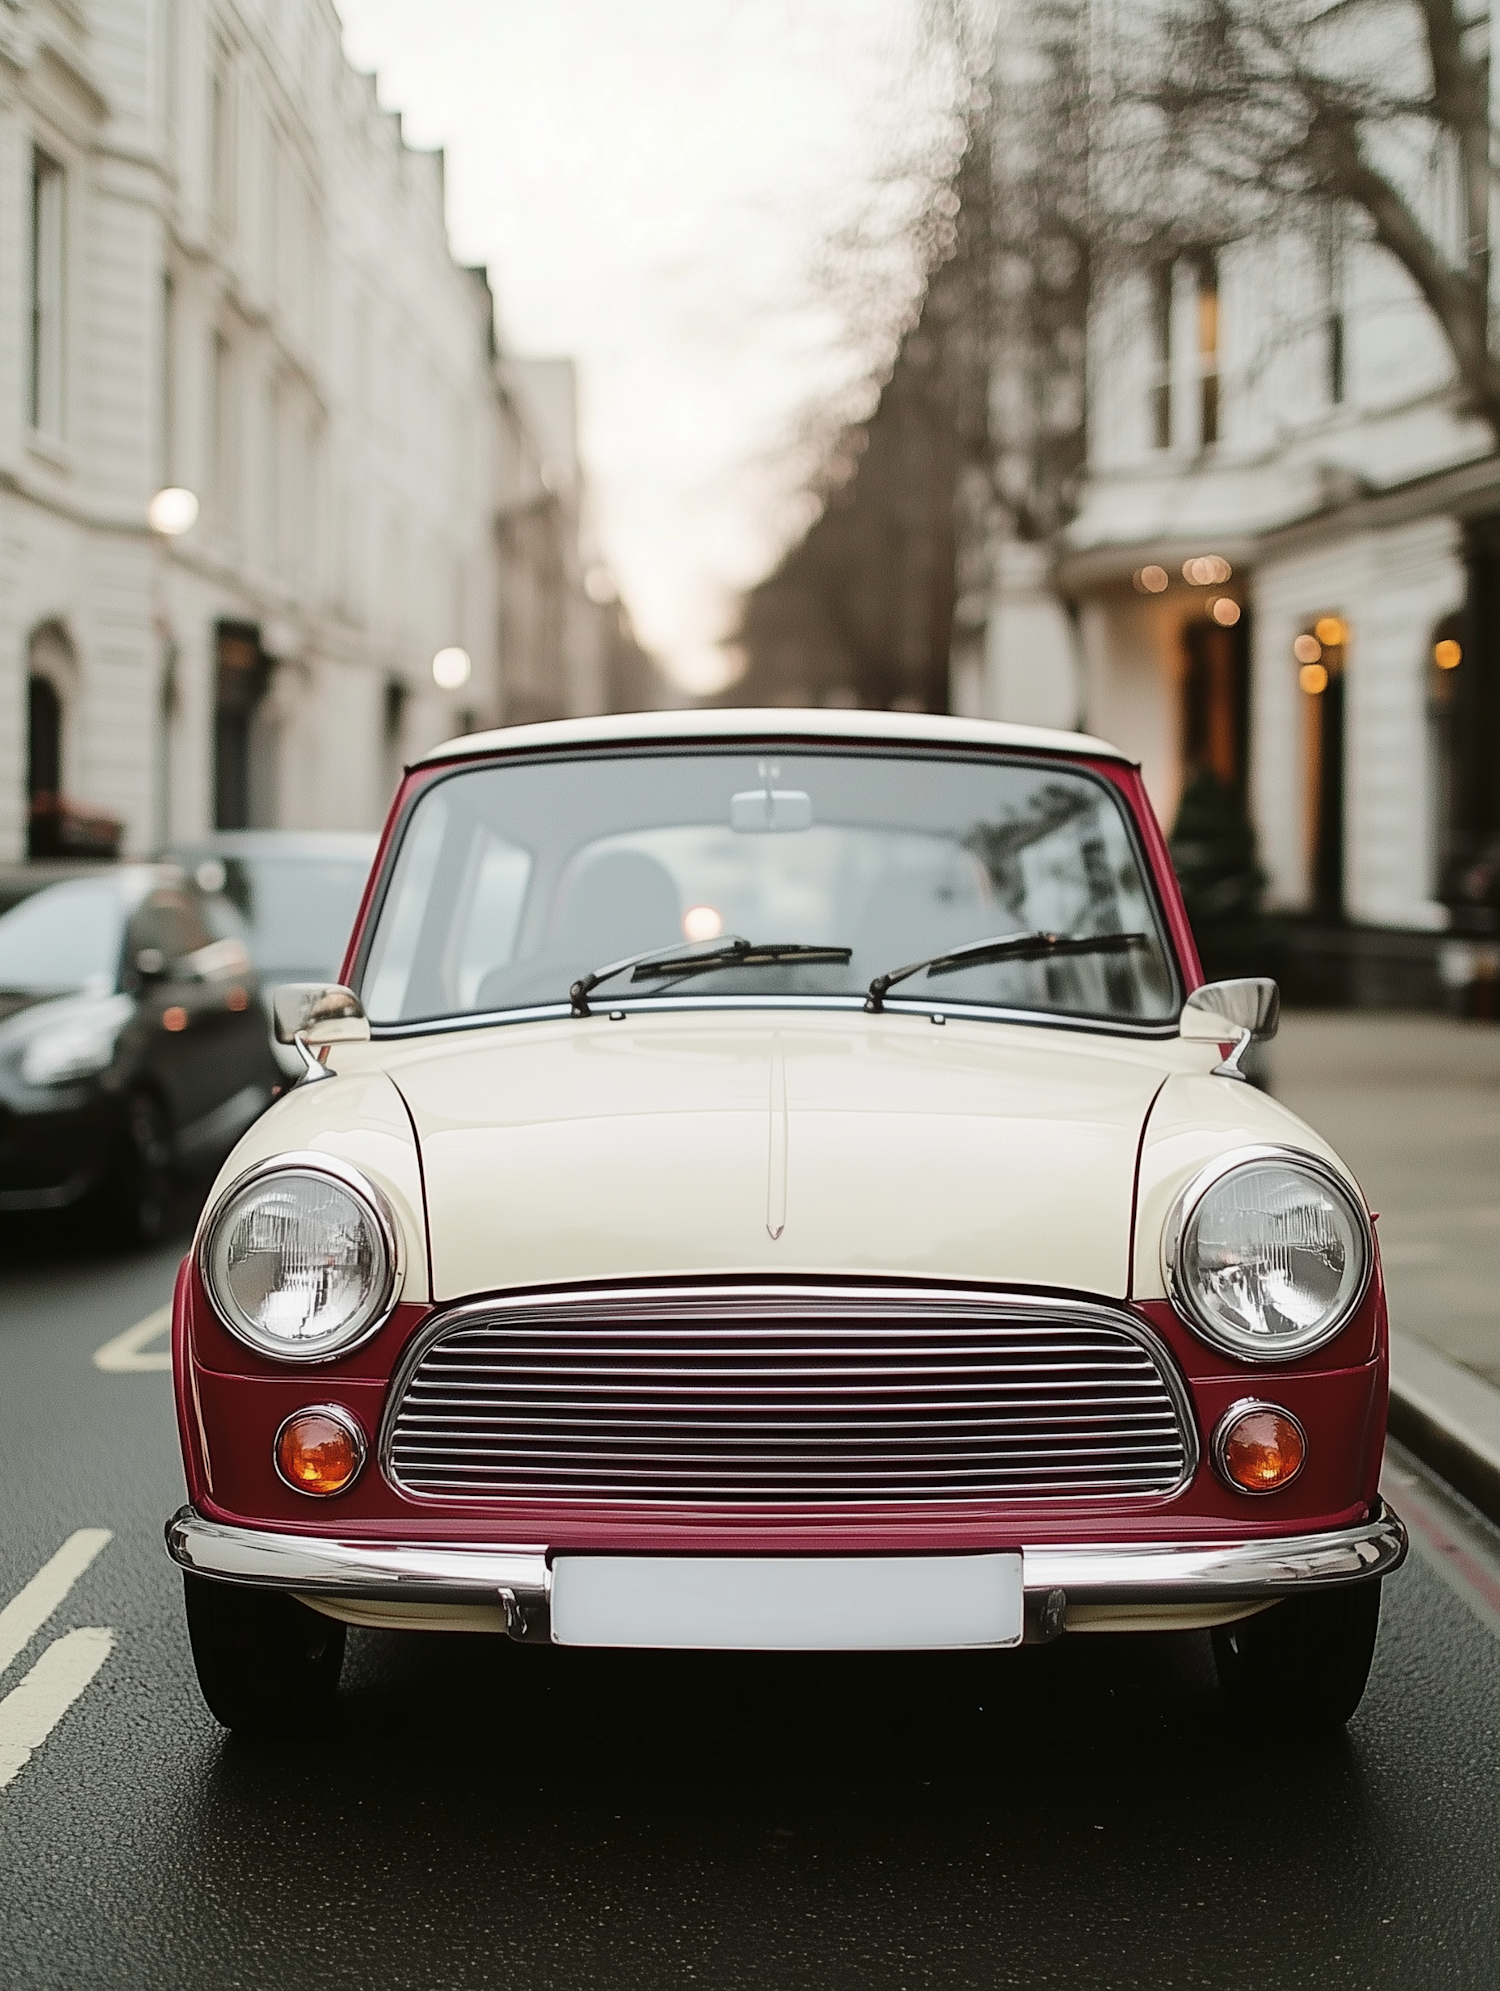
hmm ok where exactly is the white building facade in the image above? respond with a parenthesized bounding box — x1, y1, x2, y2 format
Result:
(970, 15, 1500, 1000)
(1, 0, 621, 866)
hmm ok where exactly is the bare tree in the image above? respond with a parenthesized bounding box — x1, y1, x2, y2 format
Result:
(1107, 0, 1498, 436)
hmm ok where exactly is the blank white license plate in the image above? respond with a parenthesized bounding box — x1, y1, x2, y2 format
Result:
(549, 1552, 1024, 1651)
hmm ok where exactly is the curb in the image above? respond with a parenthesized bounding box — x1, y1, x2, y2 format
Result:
(1388, 1330, 1500, 1529)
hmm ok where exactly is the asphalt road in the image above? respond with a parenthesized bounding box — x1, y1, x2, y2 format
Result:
(4, 1229, 1500, 1991)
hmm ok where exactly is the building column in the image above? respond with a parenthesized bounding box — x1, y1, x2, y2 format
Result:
(978, 539, 1080, 729)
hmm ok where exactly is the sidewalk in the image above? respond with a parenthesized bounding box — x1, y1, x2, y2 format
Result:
(1268, 1009, 1500, 1386)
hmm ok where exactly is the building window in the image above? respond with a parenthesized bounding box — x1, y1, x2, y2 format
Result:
(29, 149, 65, 436)
(382, 676, 408, 806)
(210, 49, 235, 234)
(161, 273, 175, 486)
(210, 330, 237, 535)
(1195, 251, 1219, 448)
(1150, 263, 1173, 450)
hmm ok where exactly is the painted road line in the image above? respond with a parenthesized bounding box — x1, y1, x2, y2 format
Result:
(0, 1629, 115, 1791)
(0, 1530, 112, 1679)
(93, 1305, 172, 1373)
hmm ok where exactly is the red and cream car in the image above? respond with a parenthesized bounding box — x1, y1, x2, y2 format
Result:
(166, 710, 1405, 1734)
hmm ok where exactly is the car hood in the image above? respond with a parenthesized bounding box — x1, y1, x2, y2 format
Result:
(376, 1010, 1177, 1304)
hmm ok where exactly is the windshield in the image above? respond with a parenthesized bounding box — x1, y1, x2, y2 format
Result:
(359, 749, 1177, 1029)
(0, 879, 125, 996)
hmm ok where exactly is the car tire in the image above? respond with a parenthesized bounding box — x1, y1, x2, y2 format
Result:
(1211, 1580, 1382, 1733)
(102, 1091, 174, 1248)
(183, 1574, 346, 1736)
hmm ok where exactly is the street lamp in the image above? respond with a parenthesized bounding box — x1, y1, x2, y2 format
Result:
(148, 487, 199, 536)
(432, 646, 471, 690)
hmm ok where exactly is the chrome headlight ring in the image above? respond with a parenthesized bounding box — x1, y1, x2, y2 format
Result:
(1163, 1144, 1373, 1364)
(197, 1152, 403, 1364)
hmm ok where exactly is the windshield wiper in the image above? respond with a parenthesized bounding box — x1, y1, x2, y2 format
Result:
(865, 930, 1150, 1012)
(571, 937, 853, 1015)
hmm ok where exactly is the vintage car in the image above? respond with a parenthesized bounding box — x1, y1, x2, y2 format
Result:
(165, 710, 1406, 1736)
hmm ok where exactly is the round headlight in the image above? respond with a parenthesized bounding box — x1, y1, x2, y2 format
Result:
(200, 1158, 398, 1361)
(1166, 1149, 1371, 1361)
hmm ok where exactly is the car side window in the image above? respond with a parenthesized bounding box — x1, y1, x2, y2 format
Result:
(129, 890, 213, 968)
(453, 829, 533, 1007)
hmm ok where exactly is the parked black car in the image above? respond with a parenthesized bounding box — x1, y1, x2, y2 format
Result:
(165, 832, 378, 1079)
(0, 866, 279, 1242)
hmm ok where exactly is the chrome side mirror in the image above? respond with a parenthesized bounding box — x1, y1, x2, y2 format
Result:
(1179, 977, 1280, 1080)
(273, 983, 370, 1084)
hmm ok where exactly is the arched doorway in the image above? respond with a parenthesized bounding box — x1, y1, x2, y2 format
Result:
(26, 621, 74, 859)
(27, 674, 61, 806)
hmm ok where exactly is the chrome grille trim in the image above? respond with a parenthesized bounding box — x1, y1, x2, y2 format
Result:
(381, 1285, 1198, 1505)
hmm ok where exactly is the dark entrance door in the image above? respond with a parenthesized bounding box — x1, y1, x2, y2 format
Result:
(1437, 522, 1500, 935)
(1181, 612, 1250, 800)
(1310, 659, 1345, 918)
(27, 675, 61, 806)
(214, 623, 270, 831)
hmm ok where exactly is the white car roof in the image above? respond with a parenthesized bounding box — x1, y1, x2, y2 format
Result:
(413, 707, 1134, 769)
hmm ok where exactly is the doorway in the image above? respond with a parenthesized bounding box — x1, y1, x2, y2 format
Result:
(1180, 611, 1249, 797)
(214, 622, 272, 830)
(26, 674, 61, 809)
(1297, 616, 1347, 918)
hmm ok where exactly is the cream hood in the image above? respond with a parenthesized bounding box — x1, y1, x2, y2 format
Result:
(371, 1010, 1182, 1304)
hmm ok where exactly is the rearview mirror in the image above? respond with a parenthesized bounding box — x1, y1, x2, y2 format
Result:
(273, 983, 370, 1048)
(1180, 977, 1280, 1079)
(730, 786, 812, 833)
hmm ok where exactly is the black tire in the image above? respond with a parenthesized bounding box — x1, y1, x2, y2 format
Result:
(183, 1574, 346, 1736)
(1212, 1580, 1382, 1733)
(101, 1091, 174, 1247)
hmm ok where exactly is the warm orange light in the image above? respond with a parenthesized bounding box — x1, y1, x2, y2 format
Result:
(682, 904, 724, 942)
(1136, 564, 1170, 594)
(1435, 638, 1462, 671)
(1299, 662, 1329, 695)
(1292, 633, 1322, 665)
(1217, 1405, 1306, 1494)
(1210, 597, 1241, 626)
(1314, 615, 1347, 648)
(276, 1410, 365, 1497)
(162, 1006, 188, 1033)
(226, 985, 250, 1012)
(1183, 554, 1232, 586)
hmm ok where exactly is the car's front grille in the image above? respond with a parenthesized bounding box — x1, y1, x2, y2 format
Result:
(383, 1285, 1195, 1505)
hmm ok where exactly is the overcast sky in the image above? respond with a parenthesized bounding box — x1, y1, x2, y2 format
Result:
(334, 1, 946, 693)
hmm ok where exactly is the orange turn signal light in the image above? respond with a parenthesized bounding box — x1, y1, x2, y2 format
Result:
(1214, 1401, 1306, 1494)
(275, 1406, 366, 1497)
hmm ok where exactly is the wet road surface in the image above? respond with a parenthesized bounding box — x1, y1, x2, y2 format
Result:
(2, 1233, 1499, 1991)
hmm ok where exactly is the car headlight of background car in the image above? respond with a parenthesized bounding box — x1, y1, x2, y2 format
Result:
(199, 1157, 400, 1361)
(1165, 1148, 1372, 1362)
(17, 993, 135, 1087)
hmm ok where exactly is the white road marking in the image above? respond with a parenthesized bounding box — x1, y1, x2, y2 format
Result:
(0, 1628, 115, 1790)
(0, 1530, 112, 1679)
(93, 1304, 172, 1372)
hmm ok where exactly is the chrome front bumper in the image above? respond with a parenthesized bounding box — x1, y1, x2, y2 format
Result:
(165, 1501, 1406, 1646)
